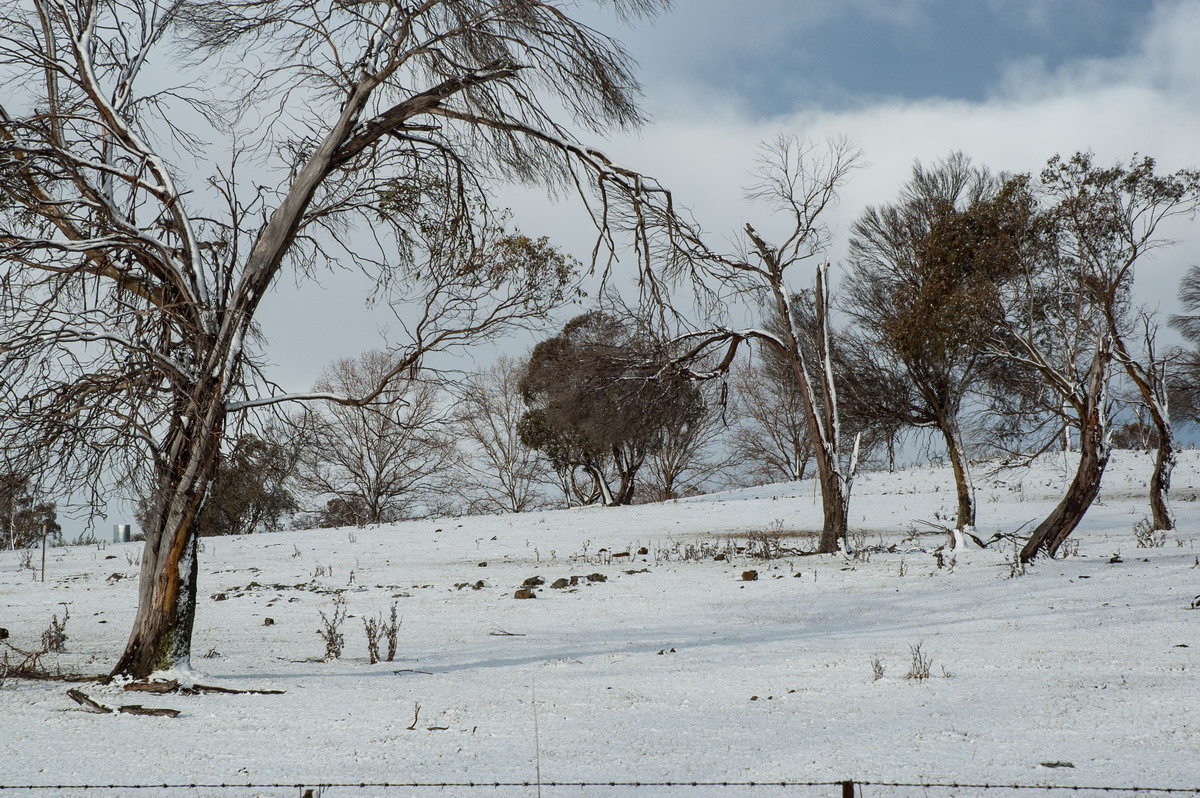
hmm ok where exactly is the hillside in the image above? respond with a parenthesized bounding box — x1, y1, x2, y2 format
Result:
(2, 450, 1198, 796)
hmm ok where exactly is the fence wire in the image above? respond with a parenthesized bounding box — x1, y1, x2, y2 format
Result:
(0, 781, 1197, 798)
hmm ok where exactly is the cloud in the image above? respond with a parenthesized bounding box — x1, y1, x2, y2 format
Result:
(575, 0, 1198, 317)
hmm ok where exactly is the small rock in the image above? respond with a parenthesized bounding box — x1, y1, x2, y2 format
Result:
(212, 592, 228, 601)
(569, 575, 581, 586)
(472, 580, 485, 590)
(105, 555, 117, 560)
(0, 628, 8, 640)
(262, 618, 274, 626)
(741, 570, 759, 581)
(714, 553, 726, 561)
(523, 576, 545, 587)
(514, 588, 536, 600)
(550, 578, 571, 589)
(586, 573, 607, 583)
(637, 547, 649, 555)
(478, 561, 487, 567)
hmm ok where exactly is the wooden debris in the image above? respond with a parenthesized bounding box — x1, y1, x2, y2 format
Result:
(67, 688, 180, 718)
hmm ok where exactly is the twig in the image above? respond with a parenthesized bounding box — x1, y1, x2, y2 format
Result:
(489, 626, 526, 637)
(407, 702, 421, 730)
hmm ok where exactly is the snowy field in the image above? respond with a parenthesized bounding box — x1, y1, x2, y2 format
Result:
(2, 450, 1198, 798)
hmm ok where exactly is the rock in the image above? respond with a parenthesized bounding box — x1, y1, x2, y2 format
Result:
(477, 561, 487, 567)
(262, 617, 274, 626)
(637, 546, 649, 555)
(0, 627, 7, 640)
(514, 588, 536, 599)
(550, 578, 571, 589)
(741, 570, 759, 581)
(523, 576, 545, 587)
(212, 592, 228, 601)
(714, 553, 726, 561)
(472, 580, 485, 590)
(569, 575, 581, 586)
(586, 573, 607, 583)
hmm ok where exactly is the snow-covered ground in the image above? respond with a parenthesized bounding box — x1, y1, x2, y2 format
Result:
(2, 450, 1198, 798)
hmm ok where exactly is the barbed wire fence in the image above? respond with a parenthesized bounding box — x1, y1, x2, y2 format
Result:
(0, 780, 1198, 797)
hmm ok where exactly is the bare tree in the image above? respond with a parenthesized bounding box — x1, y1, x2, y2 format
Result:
(0, 0, 670, 678)
(659, 135, 863, 554)
(640, 381, 734, 502)
(728, 356, 814, 485)
(452, 355, 551, 514)
(296, 352, 457, 526)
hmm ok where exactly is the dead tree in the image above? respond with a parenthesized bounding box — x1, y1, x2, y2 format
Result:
(662, 136, 863, 554)
(0, 0, 671, 679)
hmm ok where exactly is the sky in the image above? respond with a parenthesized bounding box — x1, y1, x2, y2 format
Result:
(258, 0, 1200, 389)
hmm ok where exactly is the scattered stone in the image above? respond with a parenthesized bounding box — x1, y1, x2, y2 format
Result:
(637, 546, 649, 555)
(477, 562, 487, 567)
(523, 576, 545, 587)
(212, 592, 228, 601)
(550, 578, 571, 589)
(714, 553, 726, 561)
(262, 618, 274, 626)
(569, 575, 581, 586)
(104, 555, 117, 560)
(741, 570, 759, 581)
(514, 588, 536, 600)
(0, 627, 7, 640)
(472, 580, 485, 590)
(586, 573, 607, 583)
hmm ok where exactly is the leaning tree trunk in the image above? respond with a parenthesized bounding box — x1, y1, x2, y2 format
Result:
(1148, 426, 1176, 531)
(939, 415, 976, 549)
(1020, 350, 1111, 563)
(111, 389, 224, 679)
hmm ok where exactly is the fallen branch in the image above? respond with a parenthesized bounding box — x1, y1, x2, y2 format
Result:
(67, 688, 181, 718)
(122, 680, 285, 695)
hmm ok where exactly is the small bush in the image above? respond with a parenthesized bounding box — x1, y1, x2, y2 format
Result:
(41, 608, 69, 653)
(363, 602, 402, 664)
(1133, 518, 1165, 549)
(905, 642, 932, 681)
(317, 594, 347, 661)
(871, 656, 885, 682)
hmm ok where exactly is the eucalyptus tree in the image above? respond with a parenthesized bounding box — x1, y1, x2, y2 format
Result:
(842, 153, 1015, 547)
(989, 154, 1200, 561)
(519, 310, 703, 506)
(0, 0, 670, 678)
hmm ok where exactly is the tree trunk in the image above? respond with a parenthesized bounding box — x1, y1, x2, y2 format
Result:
(815, 456, 849, 554)
(112, 393, 224, 679)
(1020, 350, 1110, 563)
(1149, 431, 1175, 531)
(939, 416, 976, 548)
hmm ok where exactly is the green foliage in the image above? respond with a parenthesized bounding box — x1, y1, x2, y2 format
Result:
(519, 311, 704, 505)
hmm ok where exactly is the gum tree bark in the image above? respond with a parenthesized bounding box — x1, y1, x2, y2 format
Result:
(1, 0, 672, 679)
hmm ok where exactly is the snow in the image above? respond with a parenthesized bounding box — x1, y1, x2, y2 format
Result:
(2, 450, 1198, 797)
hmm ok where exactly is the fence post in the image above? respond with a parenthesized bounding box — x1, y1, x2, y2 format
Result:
(841, 781, 855, 798)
